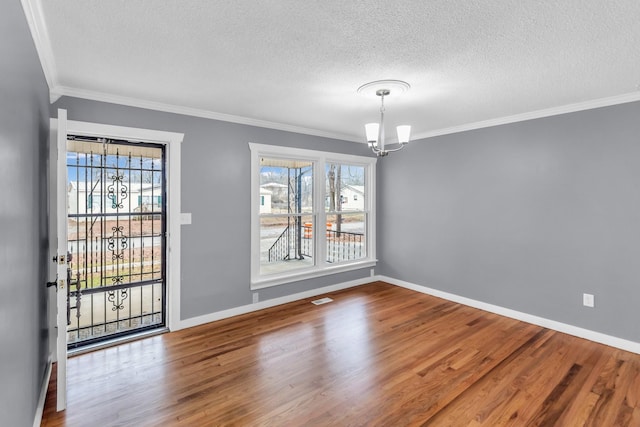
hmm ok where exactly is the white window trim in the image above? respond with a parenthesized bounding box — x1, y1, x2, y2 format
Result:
(249, 142, 377, 289)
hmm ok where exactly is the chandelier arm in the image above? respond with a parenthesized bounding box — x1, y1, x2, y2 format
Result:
(380, 144, 407, 153)
(370, 144, 406, 156)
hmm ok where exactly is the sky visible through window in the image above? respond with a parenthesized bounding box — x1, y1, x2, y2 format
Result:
(66, 152, 162, 184)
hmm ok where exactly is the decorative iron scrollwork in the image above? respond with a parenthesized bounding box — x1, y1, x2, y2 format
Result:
(108, 225, 128, 260)
(107, 173, 128, 209)
(107, 288, 128, 311)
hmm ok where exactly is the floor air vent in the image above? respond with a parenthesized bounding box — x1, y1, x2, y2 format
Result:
(311, 297, 333, 305)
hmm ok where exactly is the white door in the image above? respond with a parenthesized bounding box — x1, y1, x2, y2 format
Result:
(49, 112, 183, 412)
(55, 108, 68, 411)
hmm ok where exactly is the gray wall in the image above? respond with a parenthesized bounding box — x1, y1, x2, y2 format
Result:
(379, 101, 640, 342)
(51, 97, 373, 320)
(0, 1, 51, 426)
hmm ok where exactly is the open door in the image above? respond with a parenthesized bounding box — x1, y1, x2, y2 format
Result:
(65, 135, 168, 347)
(49, 111, 183, 412)
(55, 108, 68, 411)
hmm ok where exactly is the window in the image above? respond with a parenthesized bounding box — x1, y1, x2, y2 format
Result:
(326, 162, 366, 264)
(250, 143, 376, 289)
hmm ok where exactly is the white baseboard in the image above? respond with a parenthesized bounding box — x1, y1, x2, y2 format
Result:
(173, 274, 640, 355)
(380, 275, 640, 355)
(176, 276, 373, 330)
(33, 355, 53, 427)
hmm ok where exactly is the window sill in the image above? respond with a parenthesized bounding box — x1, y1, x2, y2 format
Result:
(250, 259, 377, 290)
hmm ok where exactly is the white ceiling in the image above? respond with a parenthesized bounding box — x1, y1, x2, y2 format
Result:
(27, 1, 640, 142)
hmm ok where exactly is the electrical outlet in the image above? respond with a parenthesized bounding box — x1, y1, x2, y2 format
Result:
(252, 292, 259, 304)
(583, 293, 595, 308)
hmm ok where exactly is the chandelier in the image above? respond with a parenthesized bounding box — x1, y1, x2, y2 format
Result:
(358, 80, 411, 157)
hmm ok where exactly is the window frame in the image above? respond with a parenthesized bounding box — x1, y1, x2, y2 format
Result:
(249, 143, 377, 289)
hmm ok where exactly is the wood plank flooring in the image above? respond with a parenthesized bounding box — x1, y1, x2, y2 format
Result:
(41, 281, 640, 426)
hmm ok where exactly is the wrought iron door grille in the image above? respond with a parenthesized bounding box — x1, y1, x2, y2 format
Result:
(66, 137, 166, 348)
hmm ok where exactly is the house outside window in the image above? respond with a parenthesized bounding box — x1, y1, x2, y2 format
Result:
(249, 143, 376, 289)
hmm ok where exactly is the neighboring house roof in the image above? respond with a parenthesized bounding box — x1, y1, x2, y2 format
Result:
(260, 188, 272, 195)
(343, 185, 364, 195)
(261, 182, 287, 189)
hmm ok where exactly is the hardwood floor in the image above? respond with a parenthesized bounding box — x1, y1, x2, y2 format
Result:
(42, 281, 640, 426)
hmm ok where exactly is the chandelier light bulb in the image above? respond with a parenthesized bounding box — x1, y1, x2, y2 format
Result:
(396, 125, 411, 144)
(365, 123, 379, 146)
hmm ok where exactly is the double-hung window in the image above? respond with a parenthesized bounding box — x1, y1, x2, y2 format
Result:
(250, 143, 376, 289)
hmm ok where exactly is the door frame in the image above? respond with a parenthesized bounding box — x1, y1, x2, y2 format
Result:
(48, 113, 183, 409)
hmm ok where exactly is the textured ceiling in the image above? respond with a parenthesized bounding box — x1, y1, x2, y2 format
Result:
(34, 0, 640, 142)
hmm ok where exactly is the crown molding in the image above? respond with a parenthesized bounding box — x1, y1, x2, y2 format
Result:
(53, 86, 363, 143)
(49, 88, 63, 103)
(53, 85, 640, 145)
(411, 91, 640, 141)
(20, 0, 58, 95)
